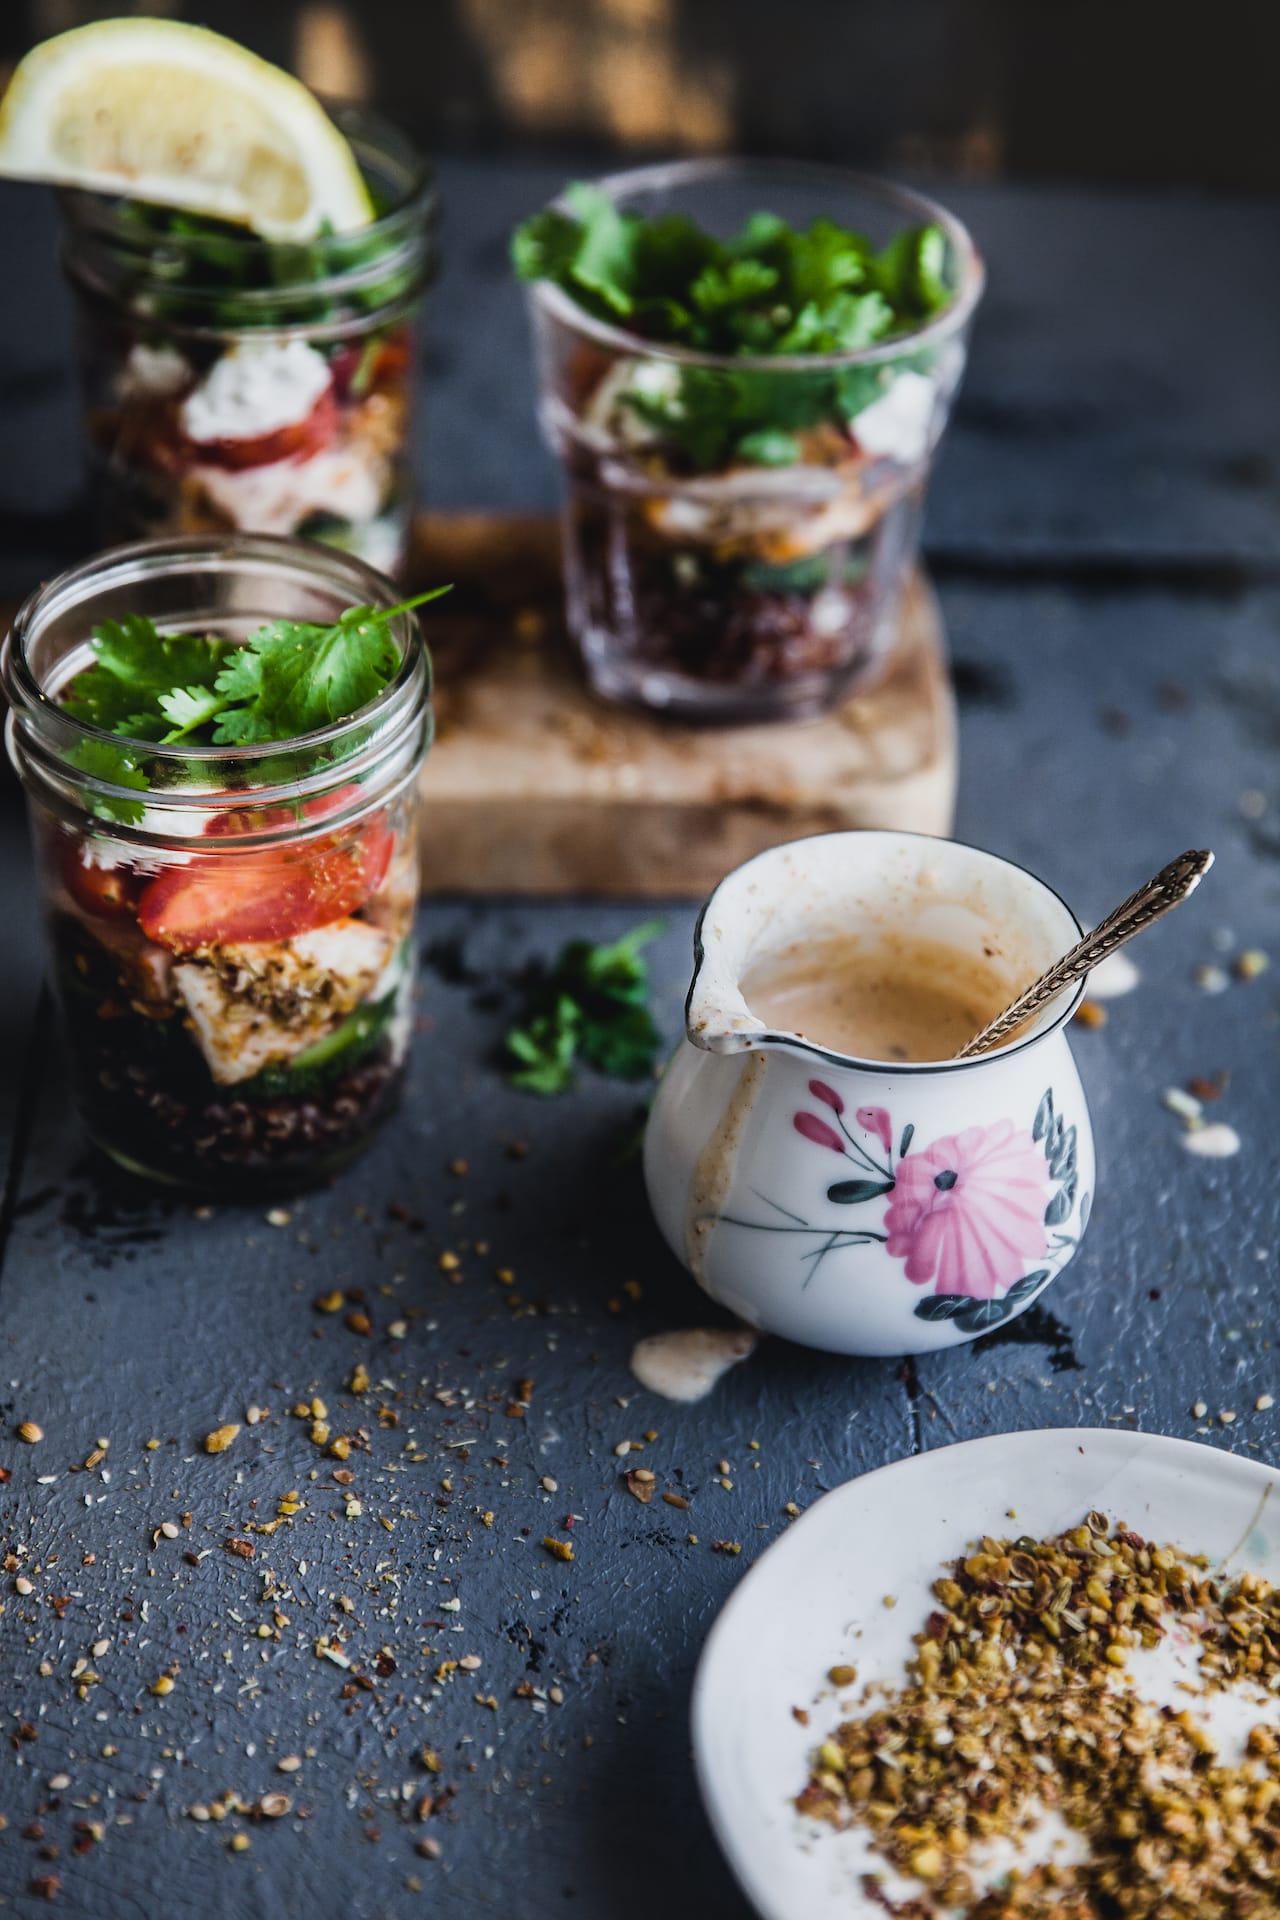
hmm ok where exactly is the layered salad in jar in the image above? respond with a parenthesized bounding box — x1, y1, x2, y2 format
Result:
(0, 18, 435, 576)
(516, 168, 982, 720)
(6, 558, 441, 1189)
(77, 276, 423, 577)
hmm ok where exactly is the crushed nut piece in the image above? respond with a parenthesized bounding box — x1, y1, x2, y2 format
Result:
(800, 1514, 1280, 1918)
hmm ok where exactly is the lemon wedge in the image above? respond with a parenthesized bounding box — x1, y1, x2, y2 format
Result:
(0, 18, 375, 239)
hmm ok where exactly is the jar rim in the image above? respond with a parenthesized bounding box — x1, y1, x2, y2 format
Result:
(527, 156, 984, 373)
(58, 102, 437, 312)
(2, 532, 433, 825)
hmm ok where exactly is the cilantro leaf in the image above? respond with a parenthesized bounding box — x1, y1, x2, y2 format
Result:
(504, 921, 665, 1095)
(209, 587, 449, 744)
(62, 615, 228, 735)
(157, 684, 227, 738)
(562, 183, 639, 316)
(211, 609, 397, 741)
(736, 428, 802, 466)
(690, 257, 779, 315)
(65, 737, 151, 825)
(506, 996, 583, 1096)
(510, 207, 582, 286)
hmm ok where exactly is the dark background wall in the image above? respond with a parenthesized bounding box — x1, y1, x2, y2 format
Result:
(2, 0, 1275, 192)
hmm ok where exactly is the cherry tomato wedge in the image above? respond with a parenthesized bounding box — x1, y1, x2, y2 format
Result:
(63, 847, 144, 920)
(137, 795, 394, 951)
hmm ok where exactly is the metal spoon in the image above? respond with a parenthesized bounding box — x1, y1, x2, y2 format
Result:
(955, 847, 1215, 1059)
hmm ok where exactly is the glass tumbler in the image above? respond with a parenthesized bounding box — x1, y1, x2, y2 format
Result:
(58, 108, 437, 579)
(526, 160, 984, 723)
(2, 534, 433, 1192)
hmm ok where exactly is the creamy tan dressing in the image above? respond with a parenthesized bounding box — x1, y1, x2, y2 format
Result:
(743, 931, 1015, 1063)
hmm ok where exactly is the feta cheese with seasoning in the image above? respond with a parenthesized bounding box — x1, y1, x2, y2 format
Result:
(181, 339, 332, 445)
(173, 918, 396, 1085)
(850, 370, 937, 466)
(192, 443, 387, 535)
(581, 357, 681, 449)
(119, 342, 191, 402)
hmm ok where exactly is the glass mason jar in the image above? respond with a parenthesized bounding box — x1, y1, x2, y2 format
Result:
(58, 108, 437, 580)
(526, 160, 984, 723)
(2, 534, 432, 1193)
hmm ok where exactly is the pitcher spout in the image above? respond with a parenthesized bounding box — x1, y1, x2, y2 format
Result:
(685, 902, 770, 1054)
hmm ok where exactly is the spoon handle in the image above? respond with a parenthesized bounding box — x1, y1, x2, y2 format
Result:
(955, 848, 1215, 1059)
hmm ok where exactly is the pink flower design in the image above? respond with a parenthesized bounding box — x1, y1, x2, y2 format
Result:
(794, 1112, 845, 1153)
(808, 1080, 844, 1115)
(883, 1120, 1050, 1300)
(856, 1106, 892, 1155)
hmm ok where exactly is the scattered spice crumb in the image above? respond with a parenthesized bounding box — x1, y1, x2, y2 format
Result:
(1235, 949, 1270, 981)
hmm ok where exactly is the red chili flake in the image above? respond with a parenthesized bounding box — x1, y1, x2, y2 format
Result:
(374, 1651, 397, 1678)
(0, 1467, 11, 1483)
(1188, 1073, 1228, 1103)
(224, 1538, 255, 1560)
(30, 1877, 60, 1901)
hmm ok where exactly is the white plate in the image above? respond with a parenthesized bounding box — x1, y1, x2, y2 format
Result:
(692, 1427, 1280, 1920)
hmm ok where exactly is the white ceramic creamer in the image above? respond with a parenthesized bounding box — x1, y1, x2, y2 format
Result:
(644, 832, 1095, 1357)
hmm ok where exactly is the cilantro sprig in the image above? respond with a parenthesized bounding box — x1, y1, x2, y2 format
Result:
(513, 186, 954, 473)
(60, 587, 448, 823)
(505, 920, 665, 1095)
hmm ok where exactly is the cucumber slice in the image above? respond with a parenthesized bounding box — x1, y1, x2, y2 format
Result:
(246, 990, 396, 1100)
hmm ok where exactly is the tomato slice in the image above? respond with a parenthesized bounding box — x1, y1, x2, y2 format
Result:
(187, 386, 337, 472)
(137, 796, 394, 951)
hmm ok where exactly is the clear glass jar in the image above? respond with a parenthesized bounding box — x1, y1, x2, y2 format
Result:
(2, 534, 432, 1193)
(526, 160, 984, 723)
(59, 108, 437, 580)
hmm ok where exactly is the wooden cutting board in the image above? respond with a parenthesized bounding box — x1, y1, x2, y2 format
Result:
(410, 512, 955, 897)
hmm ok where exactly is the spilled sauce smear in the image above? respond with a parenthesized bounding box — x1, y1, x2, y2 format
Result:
(630, 1327, 757, 1403)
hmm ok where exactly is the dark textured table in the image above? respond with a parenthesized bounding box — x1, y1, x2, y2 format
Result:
(1, 158, 1278, 1920)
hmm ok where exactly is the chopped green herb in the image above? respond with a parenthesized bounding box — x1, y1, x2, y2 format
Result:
(113, 200, 420, 331)
(513, 187, 954, 471)
(59, 588, 449, 815)
(505, 921, 665, 1095)
(63, 737, 151, 826)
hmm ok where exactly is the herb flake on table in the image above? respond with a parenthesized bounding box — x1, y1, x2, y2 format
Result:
(505, 920, 665, 1095)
